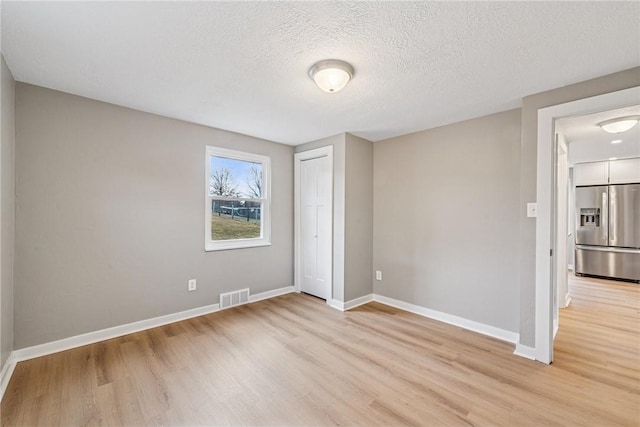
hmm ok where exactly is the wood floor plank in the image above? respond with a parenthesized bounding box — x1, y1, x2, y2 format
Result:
(2, 274, 639, 426)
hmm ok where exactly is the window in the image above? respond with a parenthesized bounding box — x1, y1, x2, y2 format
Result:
(205, 146, 271, 251)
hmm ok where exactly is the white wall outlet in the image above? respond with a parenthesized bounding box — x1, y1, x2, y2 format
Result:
(188, 279, 197, 291)
(375, 270, 382, 281)
(527, 202, 537, 218)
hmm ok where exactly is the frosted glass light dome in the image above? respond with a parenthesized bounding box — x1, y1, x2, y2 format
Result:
(309, 60, 354, 93)
(598, 115, 640, 134)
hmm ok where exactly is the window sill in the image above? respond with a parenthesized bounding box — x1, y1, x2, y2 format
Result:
(205, 241, 272, 252)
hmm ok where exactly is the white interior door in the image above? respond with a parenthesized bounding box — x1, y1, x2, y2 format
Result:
(296, 150, 332, 300)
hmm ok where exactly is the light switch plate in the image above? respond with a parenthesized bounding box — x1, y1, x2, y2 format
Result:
(527, 203, 537, 218)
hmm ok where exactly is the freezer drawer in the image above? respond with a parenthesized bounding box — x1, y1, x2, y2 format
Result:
(575, 246, 640, 282)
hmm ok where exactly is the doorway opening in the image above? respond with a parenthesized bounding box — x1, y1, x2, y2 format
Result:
(552, 104, 640, 352)
(535, 86, 640, 364)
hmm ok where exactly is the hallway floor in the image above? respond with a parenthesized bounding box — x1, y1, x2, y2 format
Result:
(554, 273, 639, 399)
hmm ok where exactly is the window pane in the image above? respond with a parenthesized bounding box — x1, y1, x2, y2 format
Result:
(210, 200, 262, 240)
(209, 156, 262, 198)
(205, 146, 270, 251)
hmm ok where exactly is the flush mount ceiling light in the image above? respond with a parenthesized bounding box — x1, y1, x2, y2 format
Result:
(597, 115, 640, 134)
(309, 59, 354, 93)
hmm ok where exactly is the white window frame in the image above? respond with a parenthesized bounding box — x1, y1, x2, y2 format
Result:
(205, 146, 271, 251)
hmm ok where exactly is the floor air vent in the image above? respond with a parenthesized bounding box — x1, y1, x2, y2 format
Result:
(220, 288, 250, 310)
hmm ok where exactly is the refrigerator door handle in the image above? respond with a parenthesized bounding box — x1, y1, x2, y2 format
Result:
(609, 186, 615, 245)
(602, 190, 608, 243)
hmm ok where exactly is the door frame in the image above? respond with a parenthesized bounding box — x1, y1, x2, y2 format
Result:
(294, 146, 334, 299)
(535, 86, 639, 364)
(555, 135, 569, 315)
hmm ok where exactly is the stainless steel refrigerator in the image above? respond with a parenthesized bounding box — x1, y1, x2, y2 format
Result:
(575, 184, 640, 282)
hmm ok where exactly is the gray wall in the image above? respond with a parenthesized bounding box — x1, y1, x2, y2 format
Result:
(14, 83, 294, 349)
(373, 109, 521, 332)
(517, 67, 640, 347)
(344, 134, 373, 301)
(1, 56, 16, 365)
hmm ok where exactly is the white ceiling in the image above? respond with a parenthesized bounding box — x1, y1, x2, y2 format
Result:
(2, 1, 639, 145)
(558, 105, 640, 165)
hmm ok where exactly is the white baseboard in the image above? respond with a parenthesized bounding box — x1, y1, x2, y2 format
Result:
(513, 343, 536, 360)
(564, 294, 571, 308)
(328, 294, 374, 311)
(13, 285, 296, 364)
(14, 302, 222, 363)
(372, 294, 519, 344)
(0, 352, 18, 401)
(328, 299, 344, 311)
(249, 285, 295, 303)
(344, 294, 374, 310)
(567, 264, 574, 271)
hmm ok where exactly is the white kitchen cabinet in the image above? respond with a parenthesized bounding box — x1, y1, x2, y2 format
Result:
(574, 161, 609, 186)
(609, 158, 640, 184)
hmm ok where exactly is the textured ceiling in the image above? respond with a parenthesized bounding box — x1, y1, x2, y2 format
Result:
(2, 1, 639, 145)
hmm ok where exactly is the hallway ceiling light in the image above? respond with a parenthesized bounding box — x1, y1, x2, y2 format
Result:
(598, 115, 640, 133)
(309, 59, 354, 93)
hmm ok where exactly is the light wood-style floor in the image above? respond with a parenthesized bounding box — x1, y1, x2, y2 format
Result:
(2, 275, 639, 426)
